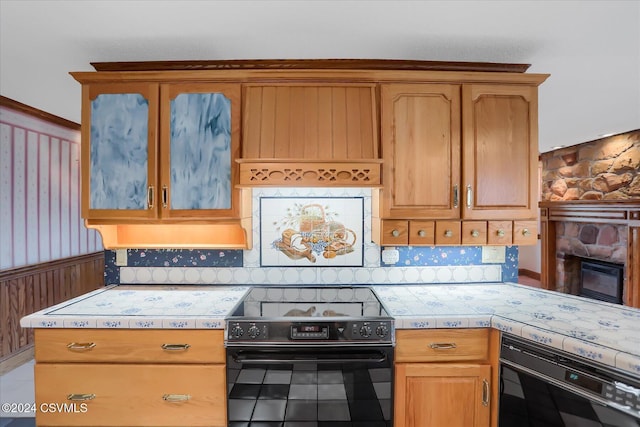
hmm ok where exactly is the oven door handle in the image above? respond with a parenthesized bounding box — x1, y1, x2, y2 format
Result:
(231, 350, 388, 364)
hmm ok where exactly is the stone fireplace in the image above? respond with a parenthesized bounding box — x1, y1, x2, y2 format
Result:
(538, 130, 640, 308)
(554, 221, 626, 301)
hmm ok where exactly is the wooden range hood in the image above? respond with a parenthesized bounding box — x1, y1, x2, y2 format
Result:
(237, 84, 382, 187)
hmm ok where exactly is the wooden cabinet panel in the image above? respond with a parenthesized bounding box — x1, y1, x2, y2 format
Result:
(409, 221, 435, 246)
(395, 363, 491, 427)
(243, 84, 378, 160)
(488, 221, 513, 245)
(462, 221, 488, 245)
(381, 84, 461, 219)
(396, 329, 490, 363)
(435, 221, 461, 245)
(35, 329, 225, 363)
(462, 84, 538, 220)
(35, 363, 226, 426)
(513, 220, 538, 245)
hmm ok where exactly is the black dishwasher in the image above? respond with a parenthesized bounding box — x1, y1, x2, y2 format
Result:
(499, 334, 640, 426)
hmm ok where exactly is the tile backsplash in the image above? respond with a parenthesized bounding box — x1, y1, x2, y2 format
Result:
(104, 188, 519, 286)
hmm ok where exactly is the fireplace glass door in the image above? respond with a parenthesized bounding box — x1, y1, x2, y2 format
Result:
(580, 259, 624, 304)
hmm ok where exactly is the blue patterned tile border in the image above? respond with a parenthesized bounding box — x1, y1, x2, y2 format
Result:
(62, 318, 97, 328)
(615, 352, 640, 376)
(521, 325, 565, 350)
(562, 337, 618, 366)
(491, 317, 525, 335)
(196, 319, 225, 329)
(435, 317, 470, 328)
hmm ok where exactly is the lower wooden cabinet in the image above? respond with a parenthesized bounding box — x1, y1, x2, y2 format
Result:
(35, 364, 225, 426)
(395, 363, 491, 427)
(395, 329, 499, 427)
(33, 329, 226, 427)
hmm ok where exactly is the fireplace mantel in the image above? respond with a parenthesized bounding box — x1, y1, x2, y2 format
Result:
(539, 200, 640, 307)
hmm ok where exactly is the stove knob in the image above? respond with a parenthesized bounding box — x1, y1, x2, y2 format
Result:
(248, 325, 261, 339)
(230, 326, 244, 338)
(359, 325, 372, 338)
(376, 325, 389, 338)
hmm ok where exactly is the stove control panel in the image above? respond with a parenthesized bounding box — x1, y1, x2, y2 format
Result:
(226, 320, 394, 344)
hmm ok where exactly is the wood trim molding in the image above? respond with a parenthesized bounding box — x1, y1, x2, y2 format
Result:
(91, 59, 531, 73)
(518, 269, 541, 281)
(0, 95, 80, 130)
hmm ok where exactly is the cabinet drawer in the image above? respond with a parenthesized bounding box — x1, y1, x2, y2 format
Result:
(35, 363, 225, 426)
(409, 220, 435, 246)
(396, 329, 490, 362)
(513, 221, 537, 245)
(35, 329, 224, 363)
(435, 221, 461, 245)
(461, 221, 487, 245)
(380, 220, 409, 245)
(488, 221, 512, 245)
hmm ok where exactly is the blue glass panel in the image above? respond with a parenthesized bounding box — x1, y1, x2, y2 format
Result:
(170, 93, 232, 210)
(90, 94, 149, 209)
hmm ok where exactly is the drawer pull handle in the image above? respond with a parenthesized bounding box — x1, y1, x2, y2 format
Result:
(147, 186, 154, 210)
(163, 394, 191, 402)
(67, 393, 95, 402)
(522, 228, 531, 236)
(161, 343, 191, 351)
(417, 230, 426, 238)
(471, 230, 480, 238)
(453, 185, 459, 208)
(482, 379, 490, 406)
(444, 230, 453, 238)
(497, 229, 505, 237)
(67, 342, 96, 351)
(429, 343, 457, 350)
(391, 229, 400, 238)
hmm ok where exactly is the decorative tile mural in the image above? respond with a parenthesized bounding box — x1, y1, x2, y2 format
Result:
(103, 188, 521, 285)
(260, 197, 364, 267)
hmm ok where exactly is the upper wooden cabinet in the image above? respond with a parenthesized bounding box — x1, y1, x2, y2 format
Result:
(380, 84, 461, 219)
(462, 84, 539, 220)
(375, 81, 542, 246)
(82, 82, 240, 221)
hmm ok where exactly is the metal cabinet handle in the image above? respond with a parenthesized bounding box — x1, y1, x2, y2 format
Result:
(444, 230, 453, 238)
(429, 343, 457, 350)
(161, 343, 191, 351)
(522, 228, 530, 236)
(418, 230, 426, 238)
(482, 379, 490, 407)
(163, 394, 191, 402)
(453, 185, 459, 208)
(466, 185, 472, 208)
(162, 185, 168, 209)
(471, 230, 479, 238)
(147, 186, 154, 210)
(391, 229, 400, 238)
(67, 393, 95, 402)
(497, 229, 505, 237)
(66, 342, 96, 351)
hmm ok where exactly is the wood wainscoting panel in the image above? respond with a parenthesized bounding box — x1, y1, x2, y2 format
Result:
(0, 252, 105, 362)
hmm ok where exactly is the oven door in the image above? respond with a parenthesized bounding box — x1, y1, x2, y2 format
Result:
(226, 345, 394, 426)
(500, 363, 640, 426)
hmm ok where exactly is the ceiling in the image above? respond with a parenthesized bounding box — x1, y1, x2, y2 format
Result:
(1, 0, 638, 153)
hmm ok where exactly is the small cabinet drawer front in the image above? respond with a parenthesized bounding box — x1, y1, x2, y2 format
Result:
(381, 220, 409, 245)
(462, 221, 487, 245)
(409, 220, 435, 246)
(435, 221, 461, 245)
(488, 221, 512, 245)
(396, 329, 490, 362)
(35, 329, 224, 363)
(513, 220, 537, 245)
(35, 364, 225, 426)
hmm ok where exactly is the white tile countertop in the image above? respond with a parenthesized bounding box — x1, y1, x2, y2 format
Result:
(20, 282, 640, 378)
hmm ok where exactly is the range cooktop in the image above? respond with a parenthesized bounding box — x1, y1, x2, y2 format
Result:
(225, 286, 394, 346)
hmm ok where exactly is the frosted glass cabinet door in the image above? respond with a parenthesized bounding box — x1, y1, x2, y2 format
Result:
(83, 83, 159, 220)
(160, 84, 240, 219)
